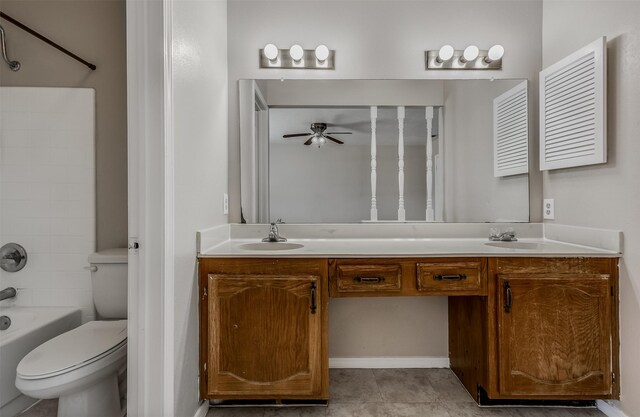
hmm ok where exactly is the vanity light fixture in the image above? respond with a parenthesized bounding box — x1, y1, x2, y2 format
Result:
(426, 44, 504, 70)
(289, 44, 304, 62)
(315, 44, 330, 63)
(460, 45, 479, 63)
(259, 44, 335, 69)
(263, 43, 279, 63)
(485, 44, 505, 63)
(436, 45, 454, 63)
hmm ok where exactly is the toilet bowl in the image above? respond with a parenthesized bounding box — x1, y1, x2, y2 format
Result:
(15, 248, 128, 417)
(16, 321, 127, 417)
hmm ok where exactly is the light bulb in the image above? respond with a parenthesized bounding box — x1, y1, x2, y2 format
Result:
(485, 44, 504, 63)
(461, 45, 479, 63)
(319, 137, 326, 145)
(436, 45, 454, 63)
(289, 44, 304, 62)
(311, 136, 318, 144)
(315, 44, 330, 62)
(263, 43, 278, 61)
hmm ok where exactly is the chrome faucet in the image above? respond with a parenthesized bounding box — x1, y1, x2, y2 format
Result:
(262, 219, 287, 242)
(0, 287, 17, 301)
(489, 228, 518, 242)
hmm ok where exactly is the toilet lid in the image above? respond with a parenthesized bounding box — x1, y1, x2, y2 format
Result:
(17, 320, 127, 379)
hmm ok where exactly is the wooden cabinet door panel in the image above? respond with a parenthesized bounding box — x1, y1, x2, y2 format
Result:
(498, 274, 612, 396)
(208, 274, 322, 396)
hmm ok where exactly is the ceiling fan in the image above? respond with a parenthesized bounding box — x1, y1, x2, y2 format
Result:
(283, 123, 352, 147)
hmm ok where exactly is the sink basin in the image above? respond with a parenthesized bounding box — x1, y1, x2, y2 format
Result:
(485, 242, 542, 250)
(239, 242, 305, 251)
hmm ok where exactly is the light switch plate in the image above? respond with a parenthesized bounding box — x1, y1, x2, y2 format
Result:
(544, 199, 555, 220)
(223, 193, 229, 215)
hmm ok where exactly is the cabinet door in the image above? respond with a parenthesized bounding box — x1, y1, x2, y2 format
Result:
(498, 274, 612, 397)
(207, 274, 322, 397)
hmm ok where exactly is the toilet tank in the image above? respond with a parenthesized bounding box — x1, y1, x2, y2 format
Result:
(88, 248, 128, 319)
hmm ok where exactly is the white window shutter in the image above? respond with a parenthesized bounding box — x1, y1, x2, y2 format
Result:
(540, 37, 607, 171)
(494, 80, 529, 177)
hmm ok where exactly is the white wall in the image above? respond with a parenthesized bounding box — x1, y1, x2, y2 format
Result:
(0, 87, 96, 322)
(228, 0, 542, 360)
(443, 80, 529, 222)
(542, 2, 640, 415)
(171, 0, 228, 416)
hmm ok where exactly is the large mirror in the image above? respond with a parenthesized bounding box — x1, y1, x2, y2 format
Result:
(239, 79, 530, 224)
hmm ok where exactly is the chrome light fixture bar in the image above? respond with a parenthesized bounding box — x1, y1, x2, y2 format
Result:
(259, 44, 335, 69)
(426, 44, 504, 70)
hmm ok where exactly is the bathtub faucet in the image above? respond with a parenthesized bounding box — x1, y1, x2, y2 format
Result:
(0, 287, 17, 301)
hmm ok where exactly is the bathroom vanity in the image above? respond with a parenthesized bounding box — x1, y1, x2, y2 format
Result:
(197, 232, 620, 405)
(202, 71, 621, 407)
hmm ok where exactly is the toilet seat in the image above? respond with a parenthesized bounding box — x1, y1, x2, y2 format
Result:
(17, 320, 127, 380)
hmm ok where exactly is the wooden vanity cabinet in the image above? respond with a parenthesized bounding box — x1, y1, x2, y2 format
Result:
(451, 257, 620, 402)
(198, 258, 329, 400)
(199, 256, 619, 404)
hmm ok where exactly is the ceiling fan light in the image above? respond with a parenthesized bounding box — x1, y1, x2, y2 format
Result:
(290, 44, 304, 62)
(315, 45, 330, 62)
(263, 43, 279, 61)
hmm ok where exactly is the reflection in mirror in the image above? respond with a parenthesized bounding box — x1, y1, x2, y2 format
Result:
(239, 79, 529, 224)
(269, 106, 441, 223)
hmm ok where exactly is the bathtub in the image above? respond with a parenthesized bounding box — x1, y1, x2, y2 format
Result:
(0, 306, 81, 417)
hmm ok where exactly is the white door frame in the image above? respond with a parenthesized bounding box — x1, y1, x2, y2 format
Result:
(126, 0, 174, 416)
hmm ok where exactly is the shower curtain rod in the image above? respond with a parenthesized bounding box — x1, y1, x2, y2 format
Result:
(0, 11, 96, 71)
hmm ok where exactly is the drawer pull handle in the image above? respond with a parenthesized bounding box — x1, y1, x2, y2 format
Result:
(433, 274, 467, 281)
(353, 277, 385, 284)
(310, 282, 317, 314)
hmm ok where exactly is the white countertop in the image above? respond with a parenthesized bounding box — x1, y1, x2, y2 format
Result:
(197, 223, 622, 258)
(198, 237, 620, 258)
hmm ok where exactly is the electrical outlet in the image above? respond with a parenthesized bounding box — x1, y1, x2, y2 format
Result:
(543, 198, 555, 220)
(223, 193, 229, 215)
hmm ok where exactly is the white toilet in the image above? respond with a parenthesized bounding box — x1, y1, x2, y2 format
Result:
(15, 248, 128, 417)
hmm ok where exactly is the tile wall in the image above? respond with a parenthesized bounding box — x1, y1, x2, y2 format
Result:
(0, 87, 96, 322)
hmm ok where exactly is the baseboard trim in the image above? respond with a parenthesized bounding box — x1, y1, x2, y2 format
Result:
(193, 401, 209, 417)
(597, 400, 629, 417)
(329, 356, 449, 369)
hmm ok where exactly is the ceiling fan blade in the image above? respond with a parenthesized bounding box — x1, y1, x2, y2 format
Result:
(283, 133, 311, 138)
(304, 136, 314, 146)
(325, 135, 344, 145)
(326, 132, 352, 135)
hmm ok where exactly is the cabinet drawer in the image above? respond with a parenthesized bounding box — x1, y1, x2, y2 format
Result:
(335, 264, 402, 293)
(416, 261, 484, 294)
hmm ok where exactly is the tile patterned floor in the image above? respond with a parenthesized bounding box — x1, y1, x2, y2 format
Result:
(17, 399, 57, 417)
(17, 369, 606, 417)
(207, 369, 606, 417)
